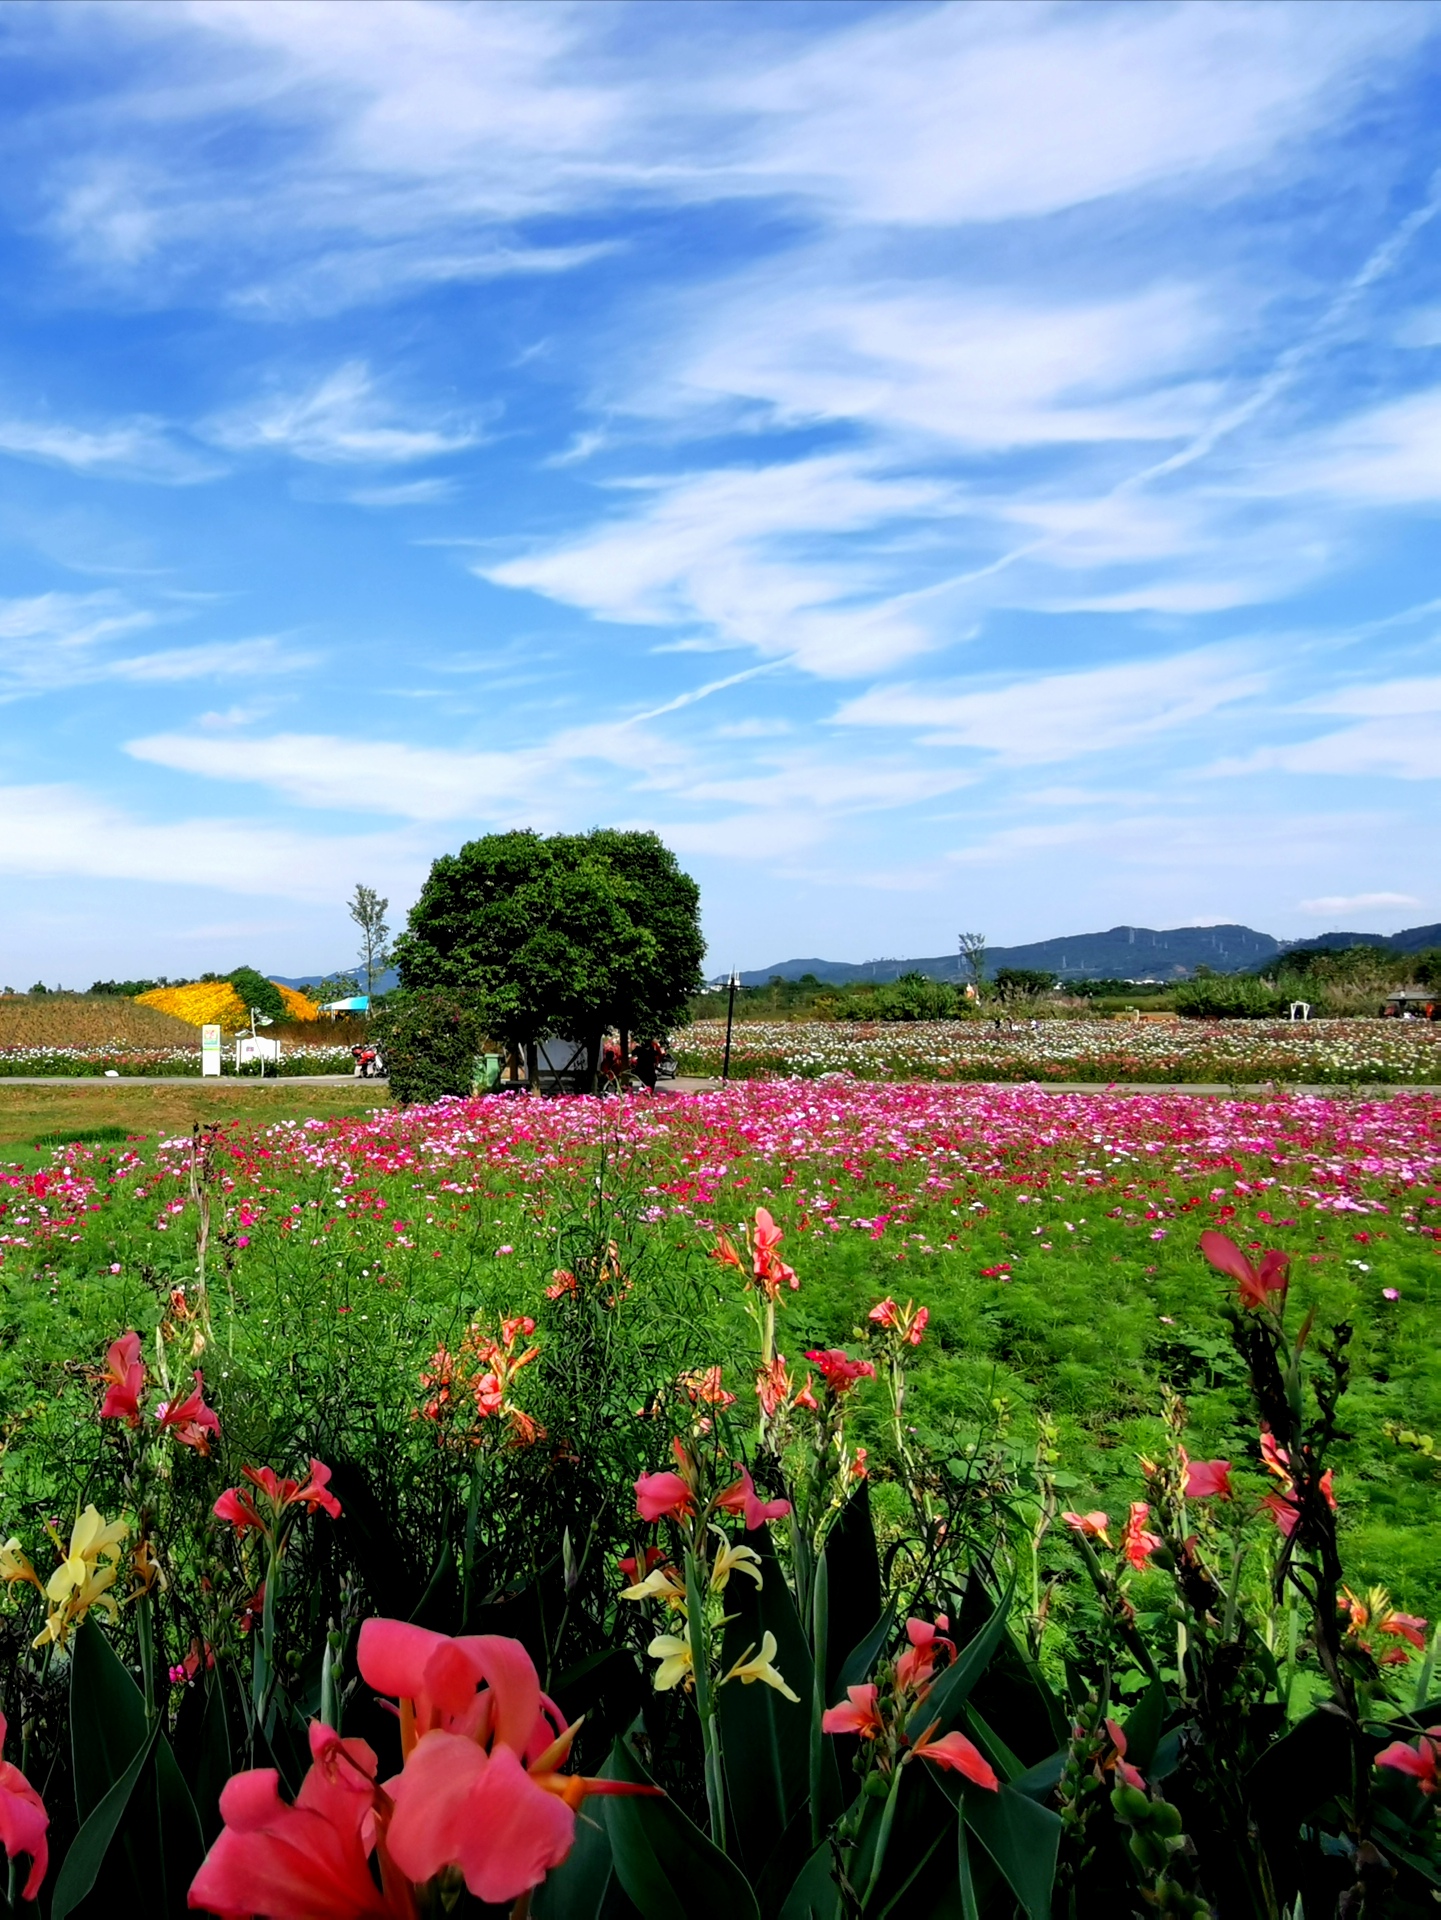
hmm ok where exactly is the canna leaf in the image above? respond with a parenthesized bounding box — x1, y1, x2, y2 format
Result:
(604, 1737, 761, 1920)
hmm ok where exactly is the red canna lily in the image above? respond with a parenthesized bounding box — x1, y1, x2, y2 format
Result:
(245, 1459, 343, 1519)
(635, 1470, 694, 1524)
(1199, 1230, 1289, 1311)
(1122, 1502, 1160, 1570)
(803, 1349, 876, 1395)
(714, 1463, 792, 1530)
(911, 1725, 999, 1790)
(821, 1684, 884, 1739)
(188, 1722, 409, 1920)
(1381, 1612, 1429, 1650)
(1376, 1730, 1441, 1795)
(155, 1372, 221, 1455)
(0, 1710, 48, 1903)
(1183, 1456, 1233, 1501)
(1101, 1718, 1147, 1791)
(100, 1331, 145, 1427)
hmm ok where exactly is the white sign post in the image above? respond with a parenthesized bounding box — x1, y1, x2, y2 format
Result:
(201, 1024, 222, 1077)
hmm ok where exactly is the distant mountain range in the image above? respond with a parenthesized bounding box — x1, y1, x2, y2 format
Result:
(272, 969, 399, 995)
(725, 921, 1441, 987)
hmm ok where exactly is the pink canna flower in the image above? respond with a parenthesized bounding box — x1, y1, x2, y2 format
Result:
(189, 1722, 408, 1920)
(896, 1615, 954, 1694)
(715, 1464, 792, 1531)
(100, 1331, 145, 1427)
(155, 1372, 221, 1455)
(214, 1460, 342, 1539)
(910, 1725, 999, 1790)
(1122, 1503, 1160, 1570)
(358, 1620, 655, 1909)
(750, 1208, 799, 1298)
(1377, 1730, 1441, 1795)
(821, 1685, 884, 1739)
(0, 1711, 48, 1903)
(1062, 1510, 1112, 1543)
(803, 1349, 876, 1395)
(635, 1471, 694, 1524)
(1199, 1230, 1289, 1311)
(1183, 1456, 1233, 1501)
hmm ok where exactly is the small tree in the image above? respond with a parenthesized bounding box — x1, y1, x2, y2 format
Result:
(394, 828, 704, 1088)
(372, 992, 487, 1105)
(349, 884, 391, 998)
(958, 930, 987, 995)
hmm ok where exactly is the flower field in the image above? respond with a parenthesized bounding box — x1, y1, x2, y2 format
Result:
(677, 1015, 1441, 1085)
(3, 1079, 1440, 1915)
(0, 1041, 359, 1077)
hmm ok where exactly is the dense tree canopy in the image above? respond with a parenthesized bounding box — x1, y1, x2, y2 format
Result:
(393, 829, 704, 1070)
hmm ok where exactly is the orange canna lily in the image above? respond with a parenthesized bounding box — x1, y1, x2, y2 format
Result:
(821, 1684, 884, 1740)
(910, 1723, 999, 1790)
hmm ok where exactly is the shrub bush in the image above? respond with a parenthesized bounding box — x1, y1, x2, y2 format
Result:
(373, 989, 487, 1102)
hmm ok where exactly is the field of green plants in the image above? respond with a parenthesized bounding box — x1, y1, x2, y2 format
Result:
(2, 1080, 1439, 1916)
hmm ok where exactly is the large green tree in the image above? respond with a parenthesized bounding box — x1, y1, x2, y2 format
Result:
(392, 828, 704, 1084)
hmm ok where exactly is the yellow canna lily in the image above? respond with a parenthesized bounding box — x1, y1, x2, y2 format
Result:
(710, 1536, 763, 1594)
(646, 1632, 695, 1692)
(721, 1630, 800, 1703)
(621, 1566, 687, 1610)
(0, 1537, 43, 1593)
(35, 1506, 129, 1648)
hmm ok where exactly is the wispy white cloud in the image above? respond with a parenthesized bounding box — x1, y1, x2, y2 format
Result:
(0, 782, 421, 901)
(206, 362, 475, 466)
(1232, 715, 1441, 781)
(1298, 891, 1420, 916)
(835, 647, 1268, 765)
(486, 454, 953, 676)
(0, 413, 219, 483)
(0, 594, 309, 698)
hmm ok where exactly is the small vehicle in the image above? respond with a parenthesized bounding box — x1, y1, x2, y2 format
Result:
(351, 1045, 385, 1079)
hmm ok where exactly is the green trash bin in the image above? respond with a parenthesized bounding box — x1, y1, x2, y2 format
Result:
(473, 1053, 502, 1093)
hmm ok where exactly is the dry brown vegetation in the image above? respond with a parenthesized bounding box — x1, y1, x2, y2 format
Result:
(0, 995, 198, 1048)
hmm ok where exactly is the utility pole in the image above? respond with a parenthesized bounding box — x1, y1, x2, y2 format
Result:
(721, 969, 739, 1082)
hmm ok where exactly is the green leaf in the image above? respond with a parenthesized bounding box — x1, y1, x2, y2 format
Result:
(1121, 1675, 1167, 1776)
(832, 1603, 897, 1706)
(534, 1776, 634, 1919)
(604, 1738, 761, 1920)
(51, 1718, 162, 1920)
(965, 1785, 1062, 1920)
(70, 1615, 147, 1822)
(906, 1579, 1016, 1743)
(819, 1483, 882, 1701)
(717, 1527, 816, 1876)
(776, 1838, 841, 1920)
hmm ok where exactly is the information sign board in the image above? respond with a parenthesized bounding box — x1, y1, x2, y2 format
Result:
(201, 1024, 222, 1077)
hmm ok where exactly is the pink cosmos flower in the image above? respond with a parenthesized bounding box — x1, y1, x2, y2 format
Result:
(0, 1711, 48, 1903)
(100, 1331, 145, 1426)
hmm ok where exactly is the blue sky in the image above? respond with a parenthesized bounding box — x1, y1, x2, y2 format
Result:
(2, 0, 1440, 986)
